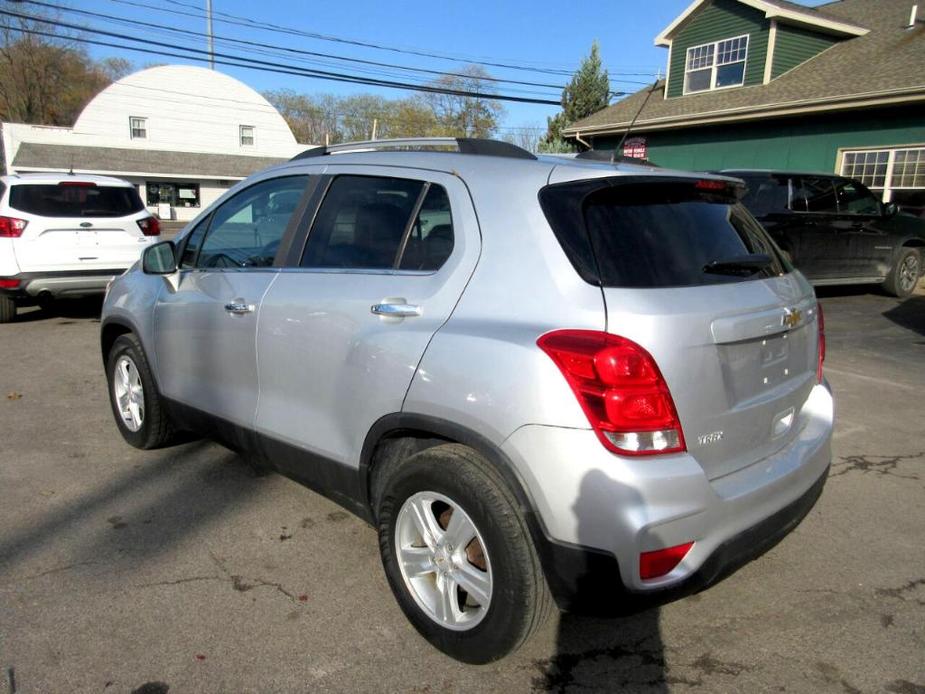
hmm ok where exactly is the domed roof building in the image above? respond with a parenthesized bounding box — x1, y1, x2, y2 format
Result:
(1, 65, 311, 223)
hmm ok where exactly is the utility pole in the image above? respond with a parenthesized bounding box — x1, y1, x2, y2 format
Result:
(206, 0, 215, 69)
(371, 118, 378, 141)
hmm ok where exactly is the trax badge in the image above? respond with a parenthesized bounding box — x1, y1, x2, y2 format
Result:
(698, 431, 724, 446)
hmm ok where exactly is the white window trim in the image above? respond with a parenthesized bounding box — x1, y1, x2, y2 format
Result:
(837, 144, 925, 203)
(129, 116, 147, 140)
(239, 125, 256, 148)
(683, 34, 749, 95)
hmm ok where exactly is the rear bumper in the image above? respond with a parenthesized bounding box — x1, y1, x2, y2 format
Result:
(502, 382, 834, 610)
(0, 269, 127, 299)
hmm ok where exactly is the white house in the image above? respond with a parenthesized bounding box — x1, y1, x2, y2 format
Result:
(0, 65, 312, 222)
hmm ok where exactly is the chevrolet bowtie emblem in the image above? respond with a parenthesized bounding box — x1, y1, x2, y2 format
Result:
(782, 307, 802, 329)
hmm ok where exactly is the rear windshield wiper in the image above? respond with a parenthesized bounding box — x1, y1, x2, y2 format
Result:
(703, 253, 772, 276)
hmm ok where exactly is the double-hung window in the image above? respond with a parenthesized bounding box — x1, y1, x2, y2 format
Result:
(240, 125, 255, 147)
(684, 35, 748, 94)
(129, 116, 147, 139)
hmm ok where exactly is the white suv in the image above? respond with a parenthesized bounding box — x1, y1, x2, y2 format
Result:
(0, 173, 160, 322)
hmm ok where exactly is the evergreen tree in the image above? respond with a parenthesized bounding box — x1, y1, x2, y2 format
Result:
(539, 41, 610, 152)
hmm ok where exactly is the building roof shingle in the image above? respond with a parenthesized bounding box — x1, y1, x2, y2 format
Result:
(11, 143, 287, 179)
(566, 0, 925, 136)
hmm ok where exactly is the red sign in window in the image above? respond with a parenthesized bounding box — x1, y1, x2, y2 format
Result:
(623, 137, 647, 160)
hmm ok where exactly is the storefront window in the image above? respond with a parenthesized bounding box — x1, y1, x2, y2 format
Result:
(146, 182, 201, 208)
(841, 147, 925, 217)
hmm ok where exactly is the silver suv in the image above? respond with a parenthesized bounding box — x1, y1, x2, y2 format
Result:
(101, 138, 833, 663)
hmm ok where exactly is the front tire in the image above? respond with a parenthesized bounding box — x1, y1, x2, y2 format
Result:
(0, 295, 15, 323)
(375, 444, 553, 663)
(883, 247, 921, 298)
(106, 334, 174, 449)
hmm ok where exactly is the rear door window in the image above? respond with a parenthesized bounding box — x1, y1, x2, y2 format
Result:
(793, 177, 837, 214)
(540, 178, 789, 288)
(301, 175, 454, 271)
(9, 183, 145, 217)
(740, 176, 790, 217)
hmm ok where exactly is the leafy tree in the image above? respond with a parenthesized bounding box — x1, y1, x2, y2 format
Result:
(419, 65, 504, 139)
(0, 11, 134, 126)
(539, 41, 610, 152)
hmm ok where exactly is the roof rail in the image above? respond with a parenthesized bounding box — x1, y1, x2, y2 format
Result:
(289, 137, 536, 162)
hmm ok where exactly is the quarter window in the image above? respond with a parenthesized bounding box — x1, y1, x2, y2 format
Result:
(240, 125, 255, 147)
(684, 35, 748, 94)
(194, 176, 309, 269)
(129, 116, 147, 139)
(841, 147, 925, 216)
(301, 175, 454, 272)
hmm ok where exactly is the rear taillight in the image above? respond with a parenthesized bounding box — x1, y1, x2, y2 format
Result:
(0, 216, 28, 238)
(137, 216, 161, 236)
(537, 330, 686, 456)
(640, 542, 694, 580)
(0, 278, 20, 289)
(816, 303, 825, 383)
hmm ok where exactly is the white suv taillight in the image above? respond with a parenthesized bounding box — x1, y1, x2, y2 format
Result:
(0, 215, 28, 238)
(538, 330, 686, 456)
(136, 216, 161, 236)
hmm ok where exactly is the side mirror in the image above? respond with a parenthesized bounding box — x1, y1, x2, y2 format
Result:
(883, 202, 899, 218)
(143, 241, 178, 274)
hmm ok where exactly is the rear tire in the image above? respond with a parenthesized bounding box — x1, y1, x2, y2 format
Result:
(375, 443, 553, 663)
(0, 295, 14, 323)
(882, 247, 921, 298)
(106, 334, 175, 449)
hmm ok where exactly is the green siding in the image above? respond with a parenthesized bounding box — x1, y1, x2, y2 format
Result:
(592, 106, 925, 174)
(667, 0, 769, 98)
(771, 24, 839, 79)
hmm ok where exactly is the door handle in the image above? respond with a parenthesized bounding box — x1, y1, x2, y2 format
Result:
(224, 300, 255, 314)
(371, 302, 421, 318)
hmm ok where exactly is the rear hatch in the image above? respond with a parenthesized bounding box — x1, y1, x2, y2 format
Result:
(9, 182, 149, 272)
(540, 175, 820, 480)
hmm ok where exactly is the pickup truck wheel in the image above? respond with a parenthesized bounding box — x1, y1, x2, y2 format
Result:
(106, 334, 174, 449)
(0, 295, 14, 323)
(883, 247, 921, 298)
(375, 444, 553, 663)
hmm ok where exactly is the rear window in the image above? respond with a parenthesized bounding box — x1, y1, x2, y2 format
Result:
(540, 177, 791, 288)
(9, 184, 145, 218)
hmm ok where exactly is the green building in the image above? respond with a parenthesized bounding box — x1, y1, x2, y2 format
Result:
(564, 0, 925, 212)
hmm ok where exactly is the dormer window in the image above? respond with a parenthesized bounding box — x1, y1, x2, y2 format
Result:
(129, 116, 147, 139)
(684, 35, 749, 94)
(240, 125, 255, 147)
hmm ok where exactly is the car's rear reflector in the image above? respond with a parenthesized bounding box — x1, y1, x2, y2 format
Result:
(537, 329, 686, 456)
(640, 542, 694, 580)
(816, 302, 825, 383)
(136, 216, 161, 236)
(0, 216, 28, 238)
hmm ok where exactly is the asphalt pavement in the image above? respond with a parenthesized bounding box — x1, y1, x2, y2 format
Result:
(1, 284, 923, 693)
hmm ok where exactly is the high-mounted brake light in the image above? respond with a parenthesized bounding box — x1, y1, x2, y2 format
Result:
(136, 216, 161, 237)
(0, 215, 28, 238)
(537, 330, 686, 456)
(816, 303, 825, 383)
(694, 179, 728, 191)
(58, 181, 97, 188)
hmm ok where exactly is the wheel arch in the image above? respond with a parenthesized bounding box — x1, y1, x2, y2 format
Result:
(100, 318, 136, 363)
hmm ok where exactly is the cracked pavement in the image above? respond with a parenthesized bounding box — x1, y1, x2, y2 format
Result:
(1, 285, 924, 693)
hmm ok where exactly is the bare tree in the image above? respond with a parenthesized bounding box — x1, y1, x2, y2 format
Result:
(420, 65, 505, 139)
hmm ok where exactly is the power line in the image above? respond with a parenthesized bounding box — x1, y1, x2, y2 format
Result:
(0, 10, 563, 105)
(24, 0, 591, 91)
(104, 0, 658, 84)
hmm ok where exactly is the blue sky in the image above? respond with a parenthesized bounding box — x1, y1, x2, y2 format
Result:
(70, 0, 828, 132)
